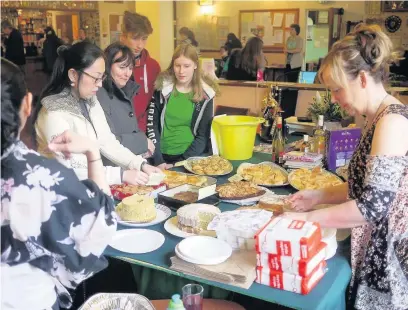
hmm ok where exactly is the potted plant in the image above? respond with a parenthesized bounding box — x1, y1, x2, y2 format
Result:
(307, 90, 350, 128)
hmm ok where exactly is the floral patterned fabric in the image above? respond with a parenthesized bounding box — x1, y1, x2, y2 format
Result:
(348, 104, 408, 310)
(1, 141, 117, 309)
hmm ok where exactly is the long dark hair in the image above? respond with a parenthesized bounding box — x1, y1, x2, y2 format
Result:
(225, 33, 242, 55)
(1, 58, 28, 154)
(179, 27, 198, 47)
(103, 42, 135, 99)
(40, 41, 104, 100)
(234, 36, 264, 75)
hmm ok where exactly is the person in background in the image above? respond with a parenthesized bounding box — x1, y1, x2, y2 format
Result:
(61, 36, 71, 45)
(284, 23, 304, 82)
(42, 27, 63, 75)
(73, 28, 89, 44)
(225, 32, 242, 55)
(97, 42, 155, 165)
(226, 36, 264, 81)
(121, 11, 161, 133)
(286, 24, 408, 310)
(1, 58, 117, 310)
(148, 43, 219, 168)
(179, 27, 200, 57)
(179, 27, 199, 47)
(216, 45, 229, 78)
(1, 20, 25, 72)
(35, 42, 161, 185)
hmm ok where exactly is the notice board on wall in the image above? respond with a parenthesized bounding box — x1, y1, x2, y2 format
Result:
(239, 9, 299, 50)
(185, 15, 230, 50)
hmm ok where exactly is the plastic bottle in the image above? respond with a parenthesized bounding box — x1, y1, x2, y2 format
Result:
(167, 294, 185, 310)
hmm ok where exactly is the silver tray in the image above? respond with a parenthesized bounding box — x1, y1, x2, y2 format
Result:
(79, 293, 155, 310)
(166, 170, 217, 188)
(288, 168, 344, 191)
(237, 161, 289, 187)
(184, 156, 233, 176)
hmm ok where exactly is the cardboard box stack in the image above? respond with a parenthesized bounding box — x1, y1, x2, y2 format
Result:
(208, 209, 273, 250)
(254, 217, 328, 294)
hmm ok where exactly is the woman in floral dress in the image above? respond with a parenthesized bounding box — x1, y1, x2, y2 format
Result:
(1, 59, 117, 309)
(286, 24, 408, 309)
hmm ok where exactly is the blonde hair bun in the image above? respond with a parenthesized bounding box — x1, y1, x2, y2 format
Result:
(318, 23, 397, 88)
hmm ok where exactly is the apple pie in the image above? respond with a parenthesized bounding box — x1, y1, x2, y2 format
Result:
(216, 181, 266, 200)
(289, 167, 343, 190)
(163, 170, 207, 189)
(190, 156, 233, 175)
(241, 164, 288, 186)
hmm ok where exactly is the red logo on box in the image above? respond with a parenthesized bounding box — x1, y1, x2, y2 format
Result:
(276, 240, 292, 256)
(288, 220, 305, 230)
(270, 273, 283, 289)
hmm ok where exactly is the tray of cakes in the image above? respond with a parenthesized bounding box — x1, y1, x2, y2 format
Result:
(162, 170, 217, 189)
(184, 155, 233, 176)
(236, 162, 289, 187)
(115, 194, 171, 227)
(158, 184, 218, 211)
(288, 167, 343, 191)
(215, 181, 268, 205)
(164, 203, 221, 238)
(110, 183, 167, 200)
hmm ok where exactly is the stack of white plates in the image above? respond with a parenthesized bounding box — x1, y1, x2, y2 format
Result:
(322, 228, 337, 260)
(175, 236, 233, 265)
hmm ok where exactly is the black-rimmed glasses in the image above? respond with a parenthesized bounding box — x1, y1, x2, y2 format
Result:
(80, 70, 107, 84)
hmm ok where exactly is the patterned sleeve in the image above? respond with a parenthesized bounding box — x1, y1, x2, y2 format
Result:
(1, 150, 117, 308)
(356, 156, 408, 223)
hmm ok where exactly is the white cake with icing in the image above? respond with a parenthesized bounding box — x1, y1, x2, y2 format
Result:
(116, 194, 156, 223)
(177, 203, 221, 235)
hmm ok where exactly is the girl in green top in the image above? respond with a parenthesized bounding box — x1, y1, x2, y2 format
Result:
(148, 43, 219, 168)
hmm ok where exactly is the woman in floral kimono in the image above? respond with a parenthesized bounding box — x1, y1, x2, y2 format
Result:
(287, 24, 408, 309)
(1, 58, 117, 309)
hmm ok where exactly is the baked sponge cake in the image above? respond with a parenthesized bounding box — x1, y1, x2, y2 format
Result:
(116, 194, 157, 222)
(177, 203, 221, 235)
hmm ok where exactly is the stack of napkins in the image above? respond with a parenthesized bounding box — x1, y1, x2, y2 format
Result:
(170, 250, 256, 289)
(283, 151, 323, 169)
(254, 217, 328, 295)
(207, 210, 273, 250)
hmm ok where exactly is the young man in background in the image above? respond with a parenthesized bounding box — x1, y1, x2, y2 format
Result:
(121, 11, 161, 133)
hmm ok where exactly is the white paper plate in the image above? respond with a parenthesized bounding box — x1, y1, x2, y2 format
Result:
(322, 228, 338, 260)
(116, 204, 171, 228)
(110, 229, 165, 254)
(175, 244, 230, 265)
(184, 156, 233, 176)
(176, 236, 232, 265)
(237, 162, 289, 187)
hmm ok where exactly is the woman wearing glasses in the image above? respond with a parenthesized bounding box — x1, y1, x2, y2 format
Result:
(36, 42, 161, 185)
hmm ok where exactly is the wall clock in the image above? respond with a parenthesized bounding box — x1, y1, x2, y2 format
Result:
(384, 15, 402, 33)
